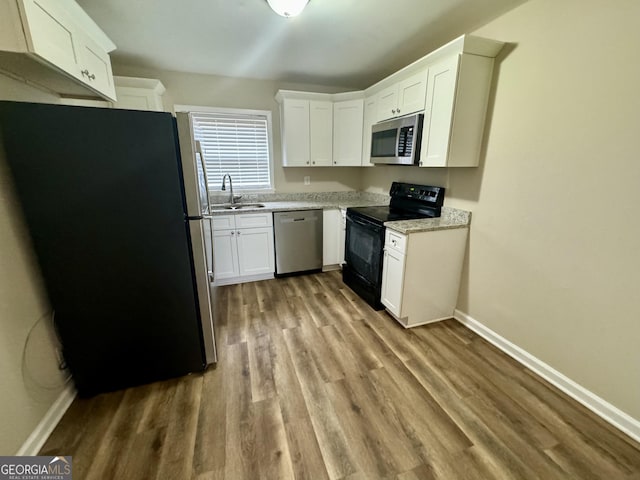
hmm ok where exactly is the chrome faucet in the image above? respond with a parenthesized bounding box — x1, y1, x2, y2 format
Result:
(221, 174, 241, 204)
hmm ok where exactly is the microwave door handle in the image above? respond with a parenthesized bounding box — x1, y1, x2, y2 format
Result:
(196, 140, 212, 214)
(396, 127, 402, 158)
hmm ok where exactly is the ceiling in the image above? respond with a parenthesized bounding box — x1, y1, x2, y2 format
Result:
(76, 0, 527, 89)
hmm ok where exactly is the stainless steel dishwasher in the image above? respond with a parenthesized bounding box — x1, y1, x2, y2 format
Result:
(273, 210, 323, 276)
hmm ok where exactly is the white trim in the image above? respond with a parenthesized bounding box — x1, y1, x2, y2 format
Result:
(214, 273, 274, 286)
(454, 309, 640, 444)
(16, 384, 76, 456)
(173, 104, 271, 117)
(173, 105, 275, 193)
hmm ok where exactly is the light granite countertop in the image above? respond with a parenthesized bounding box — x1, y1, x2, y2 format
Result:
(208, 191, 472, 234)
(208, 191, 389, 215)
(384, 207, 471, 234)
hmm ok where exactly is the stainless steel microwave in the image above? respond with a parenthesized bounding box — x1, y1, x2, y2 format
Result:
(370, 113, 424, 165)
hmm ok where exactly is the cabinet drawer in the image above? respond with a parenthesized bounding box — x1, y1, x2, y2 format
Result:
(212, 215, 235, 231)
(235, 212, 273, 229)
(385, 229, 407, 254)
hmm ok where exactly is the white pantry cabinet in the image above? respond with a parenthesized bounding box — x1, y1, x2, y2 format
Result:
(212, 213, 274, 285)
(332, 99, 364, 166)
(0, 0, 117, 100)
(381, 227, 468, 328)
(375, 69, 428, 123)
(111, 76, 166, 111)
(420, 53, 495, 167)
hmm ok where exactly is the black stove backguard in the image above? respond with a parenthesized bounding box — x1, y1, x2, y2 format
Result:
(342, 182, 446, 311)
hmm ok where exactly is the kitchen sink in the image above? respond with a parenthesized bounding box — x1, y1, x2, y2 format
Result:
(212, 203, 265, 210)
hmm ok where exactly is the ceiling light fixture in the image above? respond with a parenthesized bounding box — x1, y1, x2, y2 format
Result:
(266, 0, 309, 17)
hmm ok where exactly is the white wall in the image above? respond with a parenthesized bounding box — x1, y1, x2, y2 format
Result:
(0, 73, 68, 454)
(365, 0, 640, 421)
(113, 64, 364, 193)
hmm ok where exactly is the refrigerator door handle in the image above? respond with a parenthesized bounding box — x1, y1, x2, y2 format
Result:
(189, 219, 217, 365)
(195, 140, 212, 215)
(207, 215, 214, 282)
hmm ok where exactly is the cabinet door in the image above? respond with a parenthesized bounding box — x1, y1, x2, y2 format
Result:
(375, 84, 398, 122)
(112, 86, 163, 111)
(361, 96, 377, 167)
(397, 69, 428, 117)
(381, 247, 405, 317)
(322, 209, 341, 266)
(421, 55, 460, 167)
(309, 100, 333, 166)
(20, 0, 81, 79)
(213, 229, 240, 280)
(282, 99, 310, 166)
(236, 227, 275, 276)
(332, 99, 364, 166)
(76, 31, 116, 100)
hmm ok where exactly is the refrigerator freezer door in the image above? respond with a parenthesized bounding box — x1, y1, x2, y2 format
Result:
(176, 112, 210, 217)
(0, 101, 207, 396)
(190, 218, 218, 364)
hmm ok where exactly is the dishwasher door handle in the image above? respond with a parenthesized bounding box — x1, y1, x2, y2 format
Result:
(279, 216, 317, 224)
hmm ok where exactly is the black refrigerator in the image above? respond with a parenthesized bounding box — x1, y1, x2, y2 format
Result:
(0, 101, 218, 397)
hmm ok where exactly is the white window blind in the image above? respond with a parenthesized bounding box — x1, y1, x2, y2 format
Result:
(191, 111, 272, 191)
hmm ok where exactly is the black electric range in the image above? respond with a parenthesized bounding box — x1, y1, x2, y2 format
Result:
(342, 182, 445, 310)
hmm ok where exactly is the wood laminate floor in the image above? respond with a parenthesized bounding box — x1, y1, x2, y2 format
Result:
(40, 271, 640, 479)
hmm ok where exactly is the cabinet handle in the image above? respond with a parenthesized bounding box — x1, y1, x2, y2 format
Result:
(237, 231, 241, 235)
(397, 108, 401, 114)
(312, 161, 316, 165)
(81, 69, 96, 80)
(392, 109, 396, 114)
(306, 161, 310, 165)
(231, 231, 235, 236)
(333, 161, 337, 164)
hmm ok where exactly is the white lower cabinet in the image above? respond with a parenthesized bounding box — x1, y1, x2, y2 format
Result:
(381, 246, 405, 316)
(212, 213, 274, 285)
(322, 208, 343, 269)
(381, 227, 468, 327)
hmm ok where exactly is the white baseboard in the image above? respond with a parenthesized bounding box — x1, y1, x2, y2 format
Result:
(214, 273, 274, 286)
(16, 384, 76, 456)
(454, 309, 640, 444)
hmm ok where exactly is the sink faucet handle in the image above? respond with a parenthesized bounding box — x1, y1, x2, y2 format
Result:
(233, 194, 243, 202)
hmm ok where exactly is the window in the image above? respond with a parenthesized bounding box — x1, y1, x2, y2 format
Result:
(187, 108, 273, 191)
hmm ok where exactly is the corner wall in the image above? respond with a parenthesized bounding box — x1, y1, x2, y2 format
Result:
(0, 74, 68, 454)
(363, 0, 640, 421)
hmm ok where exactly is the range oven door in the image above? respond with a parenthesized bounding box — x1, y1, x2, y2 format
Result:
(343, 212, 385, 308)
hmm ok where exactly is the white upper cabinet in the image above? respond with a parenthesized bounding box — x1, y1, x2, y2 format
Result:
(76, 30, 115, 99)
(375, 69, 428, 122)
(112, 76, 166, 111)
(281, 98, 311, 166)
(280, 97, 333, 167)
(332, 99, 363, 166)
(277, 91, 364, 168)
(0, 0, 117, 101)
(309, 100, 333, 166)
(20, 0, 79, 78)
(420, 53, 496, 167)
(361, 96, 377, 167)
(276, 34, 503, 169)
